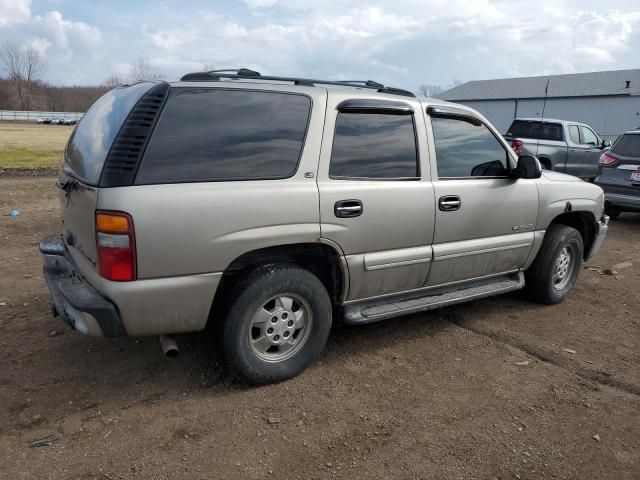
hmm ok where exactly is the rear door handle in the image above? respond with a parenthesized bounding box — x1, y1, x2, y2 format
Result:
(334, 199, 363, 218)
(439, 195, 461, 212)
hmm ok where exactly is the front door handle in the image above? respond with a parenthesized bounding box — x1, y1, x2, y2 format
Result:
(439, 195, 461, 212)
(335, 199, 363, 218)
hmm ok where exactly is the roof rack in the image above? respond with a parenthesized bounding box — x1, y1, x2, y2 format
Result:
(179, 69, 415, 98)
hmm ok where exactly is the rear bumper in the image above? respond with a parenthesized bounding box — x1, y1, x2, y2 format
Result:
(41, 234, 223, 337)
(40, 235, 126, 337)
(585, 215, 609, 260)
(604, 192, 640, 211)
(598, 182, 640, 211)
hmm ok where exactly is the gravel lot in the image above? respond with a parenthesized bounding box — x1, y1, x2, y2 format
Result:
(1, 175, 639, 479)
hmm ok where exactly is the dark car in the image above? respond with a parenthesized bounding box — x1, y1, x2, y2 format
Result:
(596, 130, 640, 219)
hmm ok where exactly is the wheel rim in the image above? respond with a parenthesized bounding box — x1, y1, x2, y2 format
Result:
(248, 293, 313, 363)
(552, 245, 576, 290)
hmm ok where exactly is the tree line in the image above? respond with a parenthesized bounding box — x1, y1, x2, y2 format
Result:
(0, 42, 167, 113)
(1, 40, 465, 112)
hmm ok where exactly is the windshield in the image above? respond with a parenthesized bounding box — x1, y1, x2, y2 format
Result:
(63, 82, 154, 185)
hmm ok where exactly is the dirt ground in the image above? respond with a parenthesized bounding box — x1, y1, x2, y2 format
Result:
(0, 122, 73, 150)
(1, 175, 639, 480)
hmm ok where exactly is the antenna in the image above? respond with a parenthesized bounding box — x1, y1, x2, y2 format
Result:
(541, 76, 551, 119)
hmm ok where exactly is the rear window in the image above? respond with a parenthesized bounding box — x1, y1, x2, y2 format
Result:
(611, 134, 640, 157)
(64, 82, 155, 185)
(135, 89, 311, 184)
(506, 120, 563, 141)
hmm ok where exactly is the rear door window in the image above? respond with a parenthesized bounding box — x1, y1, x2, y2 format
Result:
(431, 116, 509, 178)
(329, 112, 418, 179)
(507, 120, 563, 141)
(568, 125, 581, 144)
(612, 134, 640, 157)
(135, 89, 311, 184)
(64, 82, 155, 185)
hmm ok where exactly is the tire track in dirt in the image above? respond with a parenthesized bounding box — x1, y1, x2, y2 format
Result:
(444, 310, 640, 397)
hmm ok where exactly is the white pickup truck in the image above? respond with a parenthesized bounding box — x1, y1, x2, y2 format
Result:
(504, 118, 611, 180)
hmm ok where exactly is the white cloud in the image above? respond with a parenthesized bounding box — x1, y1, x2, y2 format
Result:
(1, 1, 640, 88)
(0, 0, 31, 26)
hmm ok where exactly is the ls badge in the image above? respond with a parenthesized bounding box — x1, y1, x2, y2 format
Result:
(512, 224, 534, 231)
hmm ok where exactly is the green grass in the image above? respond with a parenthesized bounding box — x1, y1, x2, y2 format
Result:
(0, 148, 62, 168)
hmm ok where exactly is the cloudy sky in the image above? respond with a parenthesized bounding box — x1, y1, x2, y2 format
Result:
(1, 0, 639, 91)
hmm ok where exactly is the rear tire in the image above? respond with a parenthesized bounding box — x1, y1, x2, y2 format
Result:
(220, 264, 332, 385)
(604, 203, 621, 220)
(525, 225, 583, 305)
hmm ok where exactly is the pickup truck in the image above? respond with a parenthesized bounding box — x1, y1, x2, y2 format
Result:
(504, 118, 611, 180)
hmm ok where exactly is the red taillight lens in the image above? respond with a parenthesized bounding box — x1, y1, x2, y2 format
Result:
(96, 211, 136, 281)
(511, 140, 523, 156)
(598, 152, 618, 166)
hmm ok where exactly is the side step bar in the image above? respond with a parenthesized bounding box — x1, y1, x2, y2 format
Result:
(343, 272, 524, 325)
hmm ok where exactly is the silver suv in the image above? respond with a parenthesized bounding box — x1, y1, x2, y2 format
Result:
(40, 69, 609, 384)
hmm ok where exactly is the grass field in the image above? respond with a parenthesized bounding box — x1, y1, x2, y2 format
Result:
(0, 121, 73, 168)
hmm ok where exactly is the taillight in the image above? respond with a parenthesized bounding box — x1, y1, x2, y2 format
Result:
(511, 140, 523, 156)
(598, 152, 618, 167)
(96, 211, 136, 281)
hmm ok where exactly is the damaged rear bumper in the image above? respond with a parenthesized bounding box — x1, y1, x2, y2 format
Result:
(40, 234, 126, 337)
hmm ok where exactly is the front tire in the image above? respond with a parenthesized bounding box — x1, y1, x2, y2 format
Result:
(525, 225, 583, 305)
(220, 264, 332, 385)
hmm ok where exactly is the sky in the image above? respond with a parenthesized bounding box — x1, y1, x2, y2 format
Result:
(0, 0, 639, 92)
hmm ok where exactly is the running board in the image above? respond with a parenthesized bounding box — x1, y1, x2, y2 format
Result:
(343, 272, 524, 325)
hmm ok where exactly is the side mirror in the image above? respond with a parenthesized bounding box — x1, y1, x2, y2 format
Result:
(601, 139, 612, 149)
(512, 155, 542, 179)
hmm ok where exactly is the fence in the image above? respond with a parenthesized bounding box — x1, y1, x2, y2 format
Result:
(0, 110, 84, 122)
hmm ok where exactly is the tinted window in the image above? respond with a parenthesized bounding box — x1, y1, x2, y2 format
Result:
(612, 134, 640, 157)
(136, 89, 311, 184)
(568, 125, 581, 144)
(330, 113, 418, 179)
(580, 126, 599, 146)
(64, 82, 154, 184)
(507, 120, 563, 141)
(432, 117, 509, 178)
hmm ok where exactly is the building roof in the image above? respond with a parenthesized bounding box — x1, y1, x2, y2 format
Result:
(437, 69, 640, 101)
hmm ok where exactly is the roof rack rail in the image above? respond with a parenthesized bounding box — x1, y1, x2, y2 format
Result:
(179, 69, 415, 98)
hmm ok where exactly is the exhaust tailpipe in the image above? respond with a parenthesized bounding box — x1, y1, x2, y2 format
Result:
(159, 335, 179, 358)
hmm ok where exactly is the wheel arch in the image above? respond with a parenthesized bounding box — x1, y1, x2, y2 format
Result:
(547, 211, 597, 259)
(208, 242, 347, 326)
(538, 157, 552, 170)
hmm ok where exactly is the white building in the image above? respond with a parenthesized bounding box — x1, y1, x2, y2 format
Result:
(437, 69, 640, 139)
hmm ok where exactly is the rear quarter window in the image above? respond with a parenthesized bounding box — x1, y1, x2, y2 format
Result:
(135, 89, 311, 184)
(611, 134, 640, 157)
(507, 121, 563, 142)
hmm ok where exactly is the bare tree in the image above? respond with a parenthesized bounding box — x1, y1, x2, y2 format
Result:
(418, 84, 445, 98)
(104, 74, 125, 88)
(202, 63, 216, 72)
(0, 42, 46, 110)
(130, 57, 163, 82)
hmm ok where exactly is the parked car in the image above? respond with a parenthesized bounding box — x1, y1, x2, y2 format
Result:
(504, 118, 611, 180)
(40, 71, 608, 385)
(596, 130, 640, 219)
(38, 117, 52, 124)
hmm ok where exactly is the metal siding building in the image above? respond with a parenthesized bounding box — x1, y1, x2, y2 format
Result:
(437, 69, 640, 138)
